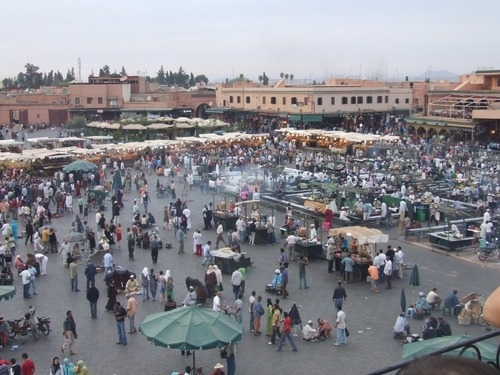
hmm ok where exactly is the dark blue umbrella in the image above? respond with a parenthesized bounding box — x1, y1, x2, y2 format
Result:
(400, 288, 407, 313)
(409, 265, 420, 303)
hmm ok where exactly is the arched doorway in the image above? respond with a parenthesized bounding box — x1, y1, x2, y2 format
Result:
(417, 127, 426, 138)
(427, 128, 437, 139)
(195, 103, 210, 119)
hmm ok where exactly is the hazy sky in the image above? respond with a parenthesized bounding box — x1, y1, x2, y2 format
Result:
(2, 0, 499, 82)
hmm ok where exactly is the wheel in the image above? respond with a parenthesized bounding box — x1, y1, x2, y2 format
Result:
(352, 267, 362, 283)
(477, 250, 488, 261)
(32, 326, 39, 340)
(8, 329, 17, 339)
(477, 314, 488, 327)
(40, 323, 50, 336)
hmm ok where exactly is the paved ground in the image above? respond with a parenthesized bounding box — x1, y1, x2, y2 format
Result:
(1, 128, 498, 374)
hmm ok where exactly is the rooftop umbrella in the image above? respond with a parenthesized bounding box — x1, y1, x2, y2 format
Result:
(139, 305, 243, 369)
(63, 160, 98, 173)
(409, 265, 420, 304)
(402, 335, 499, 364)
(0, 286, 16, 301)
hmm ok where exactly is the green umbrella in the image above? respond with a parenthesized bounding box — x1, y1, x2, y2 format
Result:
(63, 160, 98, 173)
(400, 288, 407, 314)
(402, 335, 499, 364)
(0, 286, 16, 301)
(409, 265, 420, 304)
(139, 306, 243, 369)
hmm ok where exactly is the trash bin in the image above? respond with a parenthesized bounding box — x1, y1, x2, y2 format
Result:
(416, 210, 426, 222)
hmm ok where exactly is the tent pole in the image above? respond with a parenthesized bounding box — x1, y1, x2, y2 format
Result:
(193, 350, 196, 370)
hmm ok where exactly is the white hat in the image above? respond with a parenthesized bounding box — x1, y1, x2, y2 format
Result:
(214, 363, 224, 369)
(308, 320, 313, 325)
(275, 269, 280, 274)
(418, 292, 424, 297)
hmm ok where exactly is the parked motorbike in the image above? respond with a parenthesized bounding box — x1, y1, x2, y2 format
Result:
(7, 306, 43, 341)
(33, 308, 51, 336)
(478, 238, 500, 261)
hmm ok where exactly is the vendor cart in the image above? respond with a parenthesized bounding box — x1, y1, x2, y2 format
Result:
(88, 187, 109, 210)
(211, 248, 251, 274)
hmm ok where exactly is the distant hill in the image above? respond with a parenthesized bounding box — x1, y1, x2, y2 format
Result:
(411, 70, 460, 82)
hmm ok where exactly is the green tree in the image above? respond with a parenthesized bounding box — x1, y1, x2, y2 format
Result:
(54, 70, 64, 85)
(99, 65, 111, 77)
(285, 73, 289, 80)
(194, 74, 209, 84)
(258, 75, 263, 83)
(65, 68, 75, 82)
(157, 65, 166, 85)
(262, 72, 269, 85)
(280, 72, 284, 79)
(120, 66, 127, 76)
(290, 74, 294, 83)
(1, 78, 15, 90)
(189, 72, 195, 87)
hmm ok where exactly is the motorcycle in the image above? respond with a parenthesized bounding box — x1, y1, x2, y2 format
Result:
(477, 238, 500, 261)
(7, 306, 48, 341)
(33, 308, 51, 336)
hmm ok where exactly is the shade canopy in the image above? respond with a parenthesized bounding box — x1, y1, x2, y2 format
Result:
(139, 305, 243, 351)
(63, 232, 85, 243)
(329, 226, 389, 244)
(63, 160, 98, 173)
(409, 265, 420, 287)
(402, 335, 499, 364)
(0, 286, 16, 301)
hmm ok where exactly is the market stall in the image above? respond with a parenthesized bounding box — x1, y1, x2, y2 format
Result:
(329, 226, 389, 282)
(210, 248, 251, 274)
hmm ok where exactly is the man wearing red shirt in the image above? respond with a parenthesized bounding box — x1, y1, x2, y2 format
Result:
(276, 312, 298, 352)
(21, 353, 35, 375)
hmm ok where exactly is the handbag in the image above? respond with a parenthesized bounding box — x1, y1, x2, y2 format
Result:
(345, 327, 350, 337)
(220, 349, 228, 359)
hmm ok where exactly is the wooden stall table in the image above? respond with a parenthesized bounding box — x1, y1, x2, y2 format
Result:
(428, 232, 474, 252)
(295, 240, 324, 259)
(210, 248, 251, 274)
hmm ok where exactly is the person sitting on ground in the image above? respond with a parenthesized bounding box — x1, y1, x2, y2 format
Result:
(437, 317, 452, 337)
(183, 286, 197, 306)
(427, 287, 442, 310)
(421, 317, 438, 340)
(271, 269, 282, 289)
(394, 313, 410, 340)
(317, 318, 332, 340)
(302, 320, 318, 341)
(443, 290, 460, 315)
(125, 275, 140, 293)
(415, 292, 432, 318)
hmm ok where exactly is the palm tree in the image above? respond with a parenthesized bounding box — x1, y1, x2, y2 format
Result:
(258, 75, 263, 83)
(280, 72, 284, 79)
(285, 73, 289, 81)
(290, 74, 294, 83)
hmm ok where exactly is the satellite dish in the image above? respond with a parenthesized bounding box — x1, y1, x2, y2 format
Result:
(208, 101, 213, 106)
(120, 75, 128, 82)
(146, 96, 152, 101)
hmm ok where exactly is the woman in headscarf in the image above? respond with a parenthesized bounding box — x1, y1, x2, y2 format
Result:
(141, 267, 150, 301)
(71, 360, 88, 375)
(213, 265, 223, 292)
(49, 357, 62, 375)
(149, 268, 158, 301)
(165, 270, 174, 301)
(14, 255, 25, 274)
(61, 358, 74, 375)
(105, 279, 117, 311)
(265, 298, 274, 337)
(205, 265, 217, 298)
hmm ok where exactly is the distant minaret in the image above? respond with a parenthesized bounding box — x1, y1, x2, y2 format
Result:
(77, 57, 82, 83)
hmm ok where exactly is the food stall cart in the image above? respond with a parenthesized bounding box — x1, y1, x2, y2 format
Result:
(210, 248, 251, 274)
(329, 226, 389, 282)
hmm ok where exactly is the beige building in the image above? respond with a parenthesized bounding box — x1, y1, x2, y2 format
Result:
(213, 79, 412, 126)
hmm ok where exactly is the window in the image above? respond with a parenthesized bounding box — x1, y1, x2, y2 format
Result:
(377, 96, 383, 103)
(395, 98, 400, 104)
(304, 97, 309, 106)
(282, 97, 286, 105)
(317, 97, 323, 106)
(87, 97, 92, 104)
(385, 96, 388, 103)
(75, 97, 80, 105)
(271, 97, 276, 105)
(98, 97, 103, 104)
(366, 96, 373, 104)
(405, 98, 409, 104)
(357, 96, 363, 104)
(331, 97, 335, 105)
(342, 97, 348, 105)
(245, 96, 250, 104)
(229, 96, 234, 103)
(237, 96, 241, 104)
(223, 100, 227, 107)
(351, 96, 356, 104)
(262, 96, 266, 105)
(291, 97, 297, 105)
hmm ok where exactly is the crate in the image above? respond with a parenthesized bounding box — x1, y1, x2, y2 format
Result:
(459, 292, 482, 304)
(458, 316, 471, 326)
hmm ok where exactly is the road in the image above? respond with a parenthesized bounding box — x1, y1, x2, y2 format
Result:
(1, 128, 498, 374)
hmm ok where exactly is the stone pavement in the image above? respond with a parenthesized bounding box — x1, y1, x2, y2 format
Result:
(1, 129, 497, 374)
